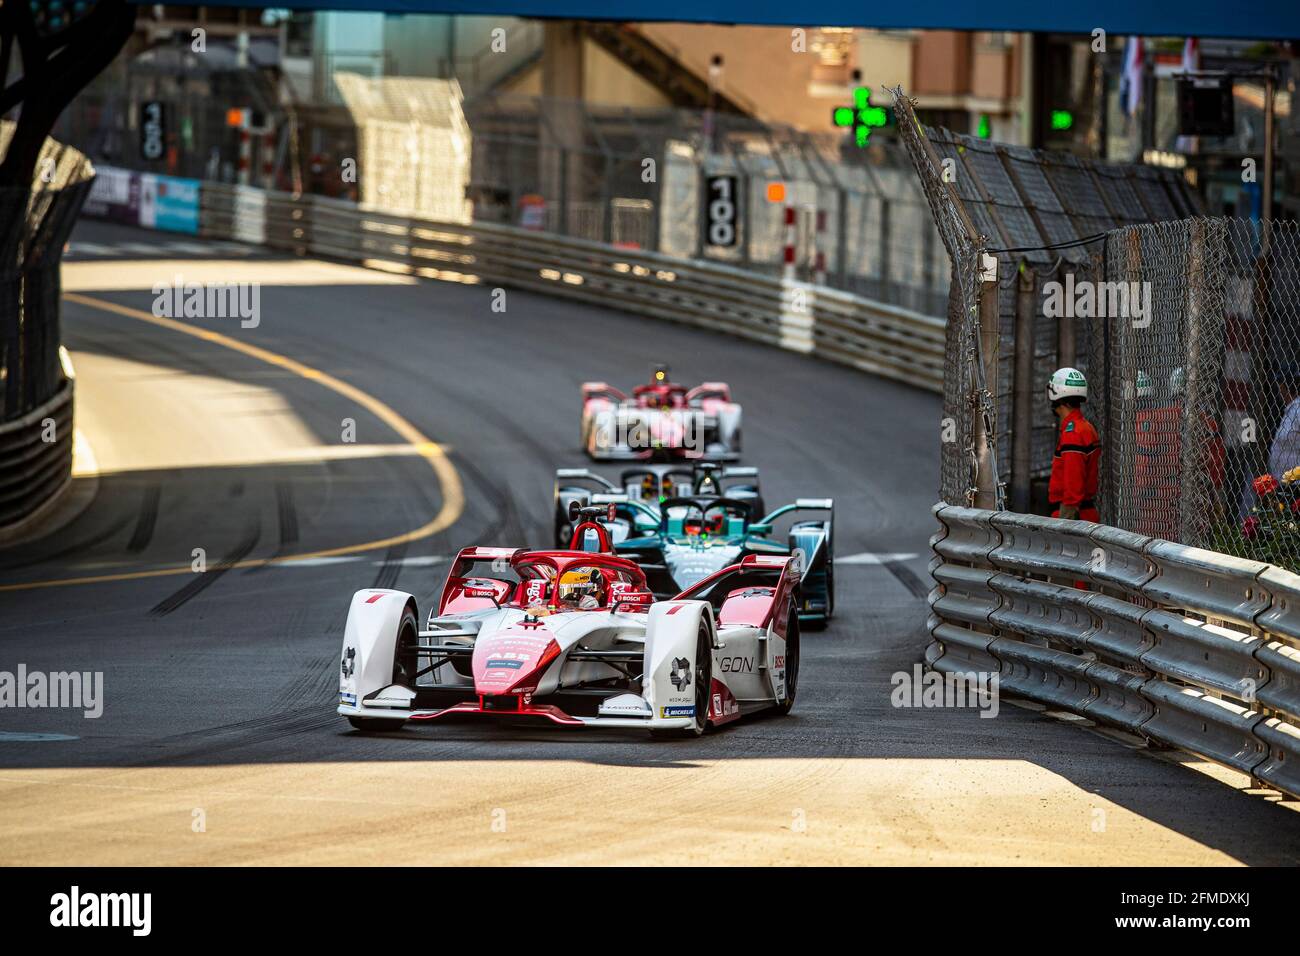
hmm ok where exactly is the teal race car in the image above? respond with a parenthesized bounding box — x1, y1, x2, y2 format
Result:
(566, 492, 835, 629)
(553, 462, 764, 547)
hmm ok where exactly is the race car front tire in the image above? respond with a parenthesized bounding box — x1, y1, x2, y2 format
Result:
(650, 620, 712, 739)
(348, 606, 420, 733)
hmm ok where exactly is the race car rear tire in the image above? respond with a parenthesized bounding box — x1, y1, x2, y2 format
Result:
(650, 620, 712, 739)
(776, 606, 800, 715)
(802, 549, 834, 630)
(347, 716, 406, 732)
(825, 543, 836, 621)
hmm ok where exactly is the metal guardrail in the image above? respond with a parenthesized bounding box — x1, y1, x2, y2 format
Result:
(929, 504, 1300, 799)
(0, 381, 74, 529)
(195, 183, 945, 394)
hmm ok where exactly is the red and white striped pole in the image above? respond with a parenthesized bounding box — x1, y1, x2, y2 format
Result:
(237, 127, 252, 186)
(813, 207, 827, 285)
(260, 128, 275, 189)
(782, 204, 797, 283)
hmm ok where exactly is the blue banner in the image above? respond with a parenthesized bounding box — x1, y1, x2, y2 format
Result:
(169, 0, 1300, 41)
(139, 175, 200, 235)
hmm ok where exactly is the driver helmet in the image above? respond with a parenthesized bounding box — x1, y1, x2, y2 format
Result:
(557, 568, 604, 608)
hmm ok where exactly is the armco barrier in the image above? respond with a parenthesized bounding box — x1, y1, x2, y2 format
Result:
(928, 503, 1300, 799)
(161, 176, 945, 394)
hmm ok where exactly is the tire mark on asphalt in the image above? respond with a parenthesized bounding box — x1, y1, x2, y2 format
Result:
(277, 651, 338, 711)
(276, 480, 299, 549)
(149, 518, 262, 617)
(371, 540, 408, 590)
(0, 513, 133, 571)
(125, 484, 161, 553)
(136, 707, 341, 766)
(882, 558, 929, 599)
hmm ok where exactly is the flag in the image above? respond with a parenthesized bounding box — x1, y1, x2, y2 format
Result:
(1121, 36, 1145, 118)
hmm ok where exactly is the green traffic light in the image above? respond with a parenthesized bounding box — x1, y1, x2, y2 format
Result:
(1050, 109, 1074, 131)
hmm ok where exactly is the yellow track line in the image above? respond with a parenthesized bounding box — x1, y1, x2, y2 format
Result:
(0, 292, 464, 592)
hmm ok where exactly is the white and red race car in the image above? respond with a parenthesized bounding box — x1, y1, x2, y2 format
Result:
(580, 364, 741, 461)
(338, 511, 800, 737)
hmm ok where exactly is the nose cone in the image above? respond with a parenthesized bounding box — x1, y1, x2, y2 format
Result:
(472, 624, 559, 696)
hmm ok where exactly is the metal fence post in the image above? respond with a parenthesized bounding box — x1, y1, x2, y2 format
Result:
(1012, 260, 1036, 512)
(651, 144, 664, 253)
(558, 147, 569, 236)
(835, 185, 847, 289)
(879, 197, 893, 303)
(975, 251, 1001, 509)
(921, 214, 935, 307)
(694, 165, 706, 260)
(741, 171, 753, 270)
(602, 153, 614, 244)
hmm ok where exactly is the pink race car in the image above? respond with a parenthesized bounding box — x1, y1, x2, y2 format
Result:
(580, 365, 741, 461)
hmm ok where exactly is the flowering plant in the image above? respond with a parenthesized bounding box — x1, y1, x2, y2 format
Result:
(1254, 474, 1281, 496)
(1242, 467, 1300, 542)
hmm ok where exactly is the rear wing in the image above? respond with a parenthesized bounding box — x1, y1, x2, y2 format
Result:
(685, 382, 732, 404)
(718, 466, 759, 493)
(691, 462, 759, 495)
(554, 468, 619, 493)
(671, 553, 801, 628)
(582, 382, 627, 404)
(758, 498, 833, 525)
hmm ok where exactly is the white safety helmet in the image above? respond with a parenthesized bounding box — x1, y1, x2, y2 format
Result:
(1047, 367, 1088, 403)
(1135, 369, 1153, 399)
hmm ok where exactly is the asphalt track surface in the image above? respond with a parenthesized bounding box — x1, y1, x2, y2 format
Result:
(1, 220, 1298, 865)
